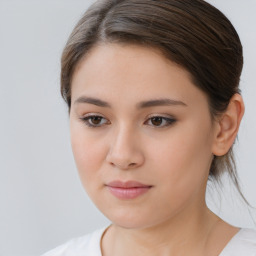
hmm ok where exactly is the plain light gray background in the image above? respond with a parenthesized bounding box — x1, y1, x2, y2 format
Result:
(0, 1, 255, 255)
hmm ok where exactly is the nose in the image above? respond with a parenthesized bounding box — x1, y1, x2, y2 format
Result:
(106, 126, 145, 170)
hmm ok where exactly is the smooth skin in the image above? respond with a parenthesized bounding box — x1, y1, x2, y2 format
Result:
(69, 43, 244, 256)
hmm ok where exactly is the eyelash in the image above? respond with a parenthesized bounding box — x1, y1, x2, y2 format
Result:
(79, 115, 110, 128)
(145, 116, 176, 127)
(79, 115, 176, 128)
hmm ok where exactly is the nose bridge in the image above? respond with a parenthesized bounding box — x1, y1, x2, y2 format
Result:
(106, 123, 144, 169)
(115, 124, 134, 149)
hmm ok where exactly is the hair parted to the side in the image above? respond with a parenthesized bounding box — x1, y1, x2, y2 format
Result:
(61, 0, 247, 203)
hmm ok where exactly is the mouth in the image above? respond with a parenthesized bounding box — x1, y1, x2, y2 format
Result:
(105, 180, 153, 200)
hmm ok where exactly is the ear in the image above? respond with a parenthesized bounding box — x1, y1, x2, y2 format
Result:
(212, 93, 245, 156)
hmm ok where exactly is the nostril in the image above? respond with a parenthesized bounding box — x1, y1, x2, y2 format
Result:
(109, 161, 138, 170)
(106, 145, 145, 170)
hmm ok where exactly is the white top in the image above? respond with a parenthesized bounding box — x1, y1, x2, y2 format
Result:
(42, 227, 256, 256)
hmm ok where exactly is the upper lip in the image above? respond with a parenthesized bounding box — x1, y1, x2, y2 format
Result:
(106, 180, 152, 188)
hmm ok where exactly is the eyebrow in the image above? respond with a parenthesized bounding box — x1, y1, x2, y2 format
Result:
(74, 96, 111, 108)
(137, 98, 187, 108)
(74, 96, 187, 108)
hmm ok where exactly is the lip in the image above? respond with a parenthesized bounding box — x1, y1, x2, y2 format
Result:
(106, 180, 153, 199)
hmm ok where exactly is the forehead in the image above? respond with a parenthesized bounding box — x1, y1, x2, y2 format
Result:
(71, 43, 208, 108)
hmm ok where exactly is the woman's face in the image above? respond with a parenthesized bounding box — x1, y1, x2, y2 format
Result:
(69, 43, 218, 229)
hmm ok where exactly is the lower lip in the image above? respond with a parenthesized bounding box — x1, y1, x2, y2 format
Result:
(107, 186, 152, 199)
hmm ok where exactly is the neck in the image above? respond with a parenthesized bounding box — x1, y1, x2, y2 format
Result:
(102, 203, 221, 256)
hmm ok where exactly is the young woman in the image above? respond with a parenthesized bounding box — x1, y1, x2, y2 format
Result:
(43, 0, 256, 255)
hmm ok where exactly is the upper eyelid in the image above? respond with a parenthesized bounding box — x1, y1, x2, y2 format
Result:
(79, 113, 176, 122)
(145, 113, 176, 120)
(82, 114, 109, 122)
(79, 116, 175, 129)
(145, 116, 176, 123)
(79, 115, 109, 128)
(80, 113, 109, 121)
(82, 112, 105, 117)
(145, 114, 176, 124)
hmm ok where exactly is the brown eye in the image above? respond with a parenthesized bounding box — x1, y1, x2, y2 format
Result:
(90, 116, 103, 125)
(81, 115, 109, 127)
(151, 117, 163, 126)
(145, 116, 176, 128)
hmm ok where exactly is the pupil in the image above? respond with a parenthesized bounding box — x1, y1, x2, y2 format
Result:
(92, 116, 101, 125)
(152, 117, 162, 126)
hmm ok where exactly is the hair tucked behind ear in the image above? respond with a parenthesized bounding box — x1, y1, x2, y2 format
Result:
(61, 0, 248, 204)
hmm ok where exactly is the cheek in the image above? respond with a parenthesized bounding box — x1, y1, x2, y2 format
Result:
(70, 126, 107, 188)
(150, 124, 213, 200)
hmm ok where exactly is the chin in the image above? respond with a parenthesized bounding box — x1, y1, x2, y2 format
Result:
(103, 208, 163, 230)
(101, 208, 142, 228)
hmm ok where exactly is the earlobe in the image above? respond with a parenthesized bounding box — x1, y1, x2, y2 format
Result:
(212, 93, 245, 156)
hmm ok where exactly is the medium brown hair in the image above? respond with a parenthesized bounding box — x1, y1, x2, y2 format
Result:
(61, 0, 246, 201)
